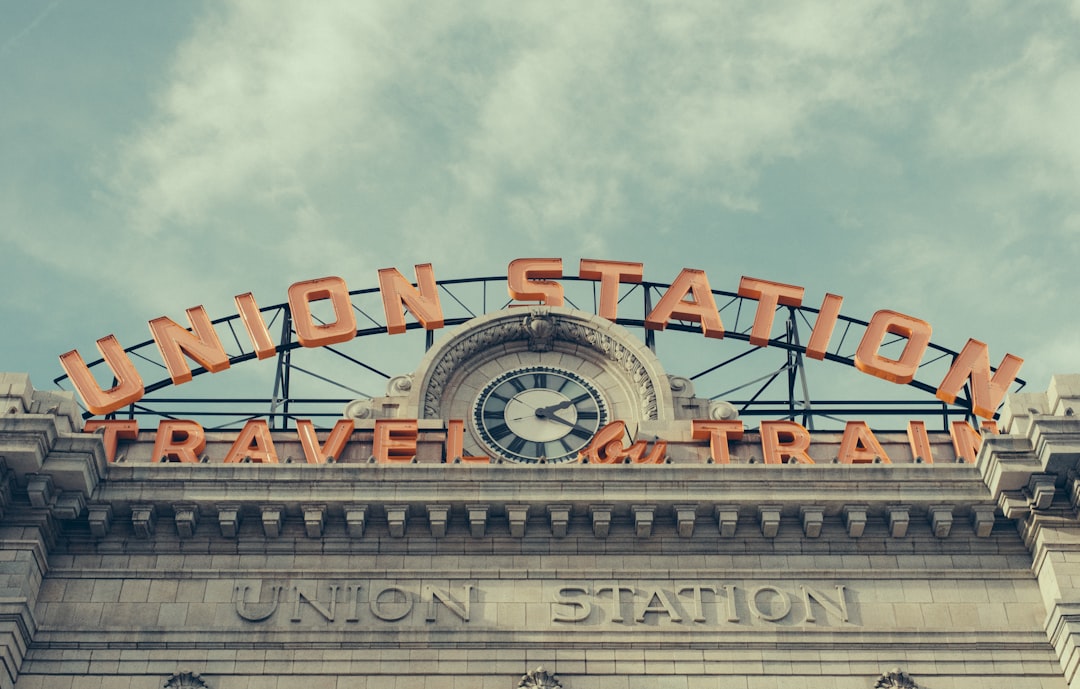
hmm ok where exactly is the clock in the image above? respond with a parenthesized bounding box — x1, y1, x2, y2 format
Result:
(473, 365, 609, 464)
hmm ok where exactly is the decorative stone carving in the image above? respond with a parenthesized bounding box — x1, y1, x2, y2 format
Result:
(217, 504, 241, 538)
(132, 504, 156, 538)
(715, 505, 739, 537)
(874, 667, 918, 688)
(669, 376, 693, 395)
(928, 505, 954, 538)
(844, 505, 868, 538)
(556, 319, 658, 420)
(164, 670, 210, 688)
(344, 504, 367, 537)
(421, 319, 524, 418)
(260, 505, 283, 538)
(590, 504, 612, 538)
(53, 491, 86, 520)
(523, 311, 556, 351)
(758, 505, 782, 538)
(518, 666, 563, 689)
(507, 504, 529, 537)
(173, 503, 199, 538)
(302, 504, 325, 538)
(88, 503, 113, 538)
(427, 504, 450, 538)
(675, 504, 697, 538)
(387, 374, 413, 396)
(633, 504, 655, 538)
(416, 308, 663, 421)
(343, 399, 374, 420)
(548, 505, 570, 538)
(1028, 473, 1056, 510)
(800, 506, 824, 538)
(709, 399, 739, 420)
(887, 505, 910, 538)
(971, 504, 996, 537)
(467, 504, 489, 538)
(26, 473, 54, 508)
(387, 505, 409, 537)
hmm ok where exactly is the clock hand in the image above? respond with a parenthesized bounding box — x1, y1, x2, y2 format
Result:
(511, 402, 571, 422)
(533, 399, 575, 417)
(537, 408, 596, 437)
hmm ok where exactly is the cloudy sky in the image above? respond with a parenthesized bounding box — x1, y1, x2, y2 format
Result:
(2, 1, 1078, 416)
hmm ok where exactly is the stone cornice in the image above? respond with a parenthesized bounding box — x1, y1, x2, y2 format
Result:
(72, 463, 1006, 542)
(96, 463, 994, 509)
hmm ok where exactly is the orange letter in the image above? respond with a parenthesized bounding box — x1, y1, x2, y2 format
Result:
(906, 420, 935, 464)
(84, 420, 139, 463)
(805, 294, 843, 360)
(580, 421, 629, 464)
(854, 310, 931, 384)
(644, 269, 724, 339)
(737, 277, 804, 347)
(378, 264, 444, 335)
(446, 419, 490, 463)
(234, 293, 277, 360)
(59, 335, 145, 416)
(579, 259, 644, 320)
(296, 419, 354, 464)
(760, 421, 814, 464)
(691, 420, 744, 464)
(287, 276, 357, 348)
(580, 421, 666, 464)
(149, 306, 231, 385)
(837, 421, 891, 464)
(626, 439, 668, 464)
(949, 420, 984, 464)
(373, 419, 418, 463)
(223, 420, 279, 463)
(151, 420, 205, 463)
(936, 339, 1024, 420)
(508, 258, 564, 306)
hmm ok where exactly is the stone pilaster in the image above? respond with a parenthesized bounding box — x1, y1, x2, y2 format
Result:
(980, 374, 1080, 688)
(0, 374, 103, 688)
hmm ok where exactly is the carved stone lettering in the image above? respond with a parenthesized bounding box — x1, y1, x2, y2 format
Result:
(370, 586, 413, 621)
(231, 579, 853, 628)
(750, 586, 792, 621)
(234, 584, 281, 622)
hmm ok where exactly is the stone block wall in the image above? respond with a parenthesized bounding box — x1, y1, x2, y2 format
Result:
(5, 374, 1080, 688)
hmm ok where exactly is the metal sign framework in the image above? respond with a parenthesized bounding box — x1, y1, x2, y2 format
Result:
(54, 275, 1024, 431)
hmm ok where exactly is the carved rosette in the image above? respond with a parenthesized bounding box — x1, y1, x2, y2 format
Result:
(874, 668, 919, 689)
(518, 666, 563, 689)
(164, 671, 210, 688)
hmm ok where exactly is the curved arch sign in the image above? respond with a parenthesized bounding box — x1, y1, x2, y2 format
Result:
(59, 258, 1023, 422)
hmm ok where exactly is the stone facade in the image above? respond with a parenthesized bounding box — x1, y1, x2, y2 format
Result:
(2, 369, 1080, 688)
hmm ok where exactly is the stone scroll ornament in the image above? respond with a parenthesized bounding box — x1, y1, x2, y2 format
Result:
(164, 671, 210, 688)
(422, 309, 659, 420)
(518, 666, 563, 689)
(874, 668, 919, 689)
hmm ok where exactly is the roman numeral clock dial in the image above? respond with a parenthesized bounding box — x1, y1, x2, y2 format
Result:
(473, 365, 608, 464)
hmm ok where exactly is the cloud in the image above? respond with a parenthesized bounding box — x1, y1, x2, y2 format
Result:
(933, 22, 1080, 198)
(107, 2, 405, 237)
(104, 1, 925, 261)
(75, 1, 1080, 390)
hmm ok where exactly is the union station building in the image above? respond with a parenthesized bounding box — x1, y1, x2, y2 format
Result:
(2, 280, 1080, 689)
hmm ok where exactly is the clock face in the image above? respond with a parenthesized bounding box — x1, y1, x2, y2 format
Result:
(473, 365, 609, 464)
